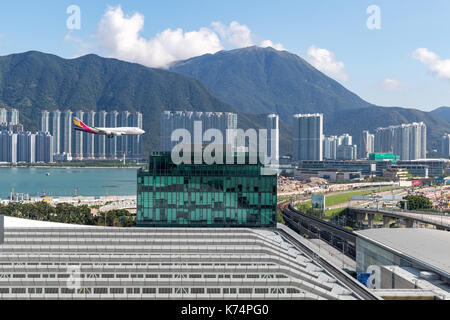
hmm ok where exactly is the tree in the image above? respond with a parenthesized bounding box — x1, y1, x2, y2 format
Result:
(401, 195, 433, 211)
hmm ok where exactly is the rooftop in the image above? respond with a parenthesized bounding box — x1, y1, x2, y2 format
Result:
(0, 221, 362, 300)
(356, 228, 450, 280)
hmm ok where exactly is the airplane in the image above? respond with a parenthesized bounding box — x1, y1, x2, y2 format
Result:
(73, 117, 145, 138)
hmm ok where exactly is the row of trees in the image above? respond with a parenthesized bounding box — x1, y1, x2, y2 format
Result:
(0, 202, 136, 227)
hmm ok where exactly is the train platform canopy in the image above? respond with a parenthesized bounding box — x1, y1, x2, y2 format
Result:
(356, 228, 450, 280)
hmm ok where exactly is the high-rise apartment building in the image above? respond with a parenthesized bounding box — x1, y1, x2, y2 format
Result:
(38, 110, 143, 161)
(442, 134, 450, 157)
(336, 144, 358, 160)
(7, 109, 19, 125)
(0, 123, 23, 133)
(360, 130, 375, 159)
(72, 110, 84, 160)
(128, 112, 143, 160)
(61, 110, 73, 156)
(160, 111, 238, 152)
(16, 131, 35, 163)
(266, 114, 279, 163)
(49, 110, 61, 155)
(106, 111, 118, 160)
(338, 134, 352, 146)
(374, 122, 427, 160)
(323, 136, 338, 160)
(95, 111, 107, 160)
(40, 110, 50, 132)
(0, 109, 7, 124)
(0, 108, 19, 125)
(0, 131, 17, 163)
(293, 113, 323, 161)
(83, 111, 96, 159)
(35, 132, 53, 163)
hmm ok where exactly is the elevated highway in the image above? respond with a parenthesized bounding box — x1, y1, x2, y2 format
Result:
(349, 207, 450, 231)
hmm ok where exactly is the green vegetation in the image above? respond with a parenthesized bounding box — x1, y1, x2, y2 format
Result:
(297, 187, 401, 220)
(324, 186, 399, 207)
(0, 50, 446, 158)
(276, 212, 285, 224)
(0, 202, 136, 227)
(7, 160, 143, 168)
(0, 51, 263, 157)
(400, 195, 433, 211)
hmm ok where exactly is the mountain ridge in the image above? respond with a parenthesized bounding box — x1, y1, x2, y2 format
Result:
(431, 106, 450, 123)
(170, 46, 449, 150)
(0, 50, 263, 155)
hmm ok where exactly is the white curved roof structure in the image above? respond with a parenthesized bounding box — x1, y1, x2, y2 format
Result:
(0, 224, 362, 300)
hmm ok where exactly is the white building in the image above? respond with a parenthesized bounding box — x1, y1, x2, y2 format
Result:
(293, 114, 323, 161)
(0, 220, 365, 300)
(266, 114, 279, 162)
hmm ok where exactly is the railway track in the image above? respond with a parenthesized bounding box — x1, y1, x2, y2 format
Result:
(276, 225, 380, 300)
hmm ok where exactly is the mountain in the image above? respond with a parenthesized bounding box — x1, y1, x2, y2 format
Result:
(0, 51, 262, 155)
(431, 106, 450, 123)
(170, 46, 450, 151)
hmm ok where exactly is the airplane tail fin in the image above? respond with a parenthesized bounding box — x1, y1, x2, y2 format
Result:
(73, 117, 85, 129)
(73, 117, 96, 134)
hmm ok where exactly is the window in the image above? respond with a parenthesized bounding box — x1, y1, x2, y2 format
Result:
(61, 288, 75, 294)
(191, 288, 204, 294)
(143, 288, 156, 294)
(254, 288, 268, 294)
(91, 288, 106, 294)
(239, 288, 252, 294)
(44, 288, 59, 294)
(110, 288, 124, 294)
(12, 288, 26, 294)
(158, 288, 172, 294)
(207, 288, 221, 294)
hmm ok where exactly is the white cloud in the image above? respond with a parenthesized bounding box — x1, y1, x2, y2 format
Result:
(94, 6, 284, 68)
(306, 46, 348, 81)
(64, 32, 94, 58)
(412, 48, 450, 80)
(96, 6, 223, 68)
(260, 40, 284, 51)
(212, 21, 253, 47)
(380, 78, 402, 91)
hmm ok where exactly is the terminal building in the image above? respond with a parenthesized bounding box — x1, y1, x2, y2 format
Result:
(0, 218, 365, 300)
(356, 228, 450, 299)
(137, 152, 277, 228)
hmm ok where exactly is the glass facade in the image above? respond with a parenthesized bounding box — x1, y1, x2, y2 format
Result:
(356, 238, 413, 275)
(137, 152, 277, 228)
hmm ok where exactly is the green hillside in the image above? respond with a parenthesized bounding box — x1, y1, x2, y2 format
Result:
(0, 51, 262, 156)
(171, 46, 449, 151)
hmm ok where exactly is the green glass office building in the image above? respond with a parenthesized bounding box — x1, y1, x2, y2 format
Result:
(137, 152, 277, 228)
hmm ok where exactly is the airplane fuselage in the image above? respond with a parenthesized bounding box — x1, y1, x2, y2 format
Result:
(73, 117, 145, 138)
(97, 127, 144, 136)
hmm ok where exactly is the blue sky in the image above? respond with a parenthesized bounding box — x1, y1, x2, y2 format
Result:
(0, 0, 449, 111)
